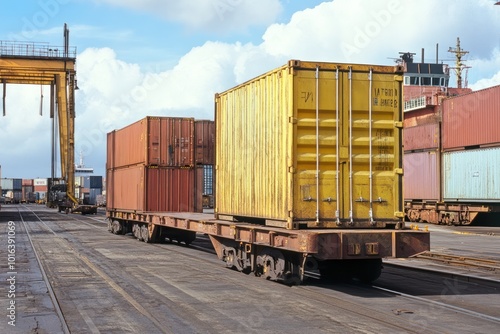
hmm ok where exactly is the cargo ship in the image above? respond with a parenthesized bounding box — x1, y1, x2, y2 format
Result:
(402, 41, 500, 225)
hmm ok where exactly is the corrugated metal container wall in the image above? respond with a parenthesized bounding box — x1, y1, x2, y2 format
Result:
(203, 165, 213, 195)
(107, 165, 202, 212)
(1, 178, 22, 190)
(22, 179, 34, 186)
(106, 131, 115, 170)
(215, 60, 404, 229)
(13, 178, 22, 190)
(442, 85, 500, 150)
(84, 176, 103, 189)
(404, 123, 440, 152)
(22, 186, 34, 202)
(34, 185, 48, 192)
(34, 178, 47, 186)
(12, 190, 22, 202)
(443, 147, 500, 202)
(107, 117, 195, 168)
(194, 120, 215, 165)
(1, 178, 13, 190)
(403, 151, 440, 201)
(87, 188, 102, 205)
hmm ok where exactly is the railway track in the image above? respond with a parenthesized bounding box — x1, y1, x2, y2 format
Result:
(14, 206, 71, 334)
(3, 205, 499, 333)
(414, 251, 500, 272)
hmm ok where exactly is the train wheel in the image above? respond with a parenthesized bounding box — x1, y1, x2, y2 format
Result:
(132, 224, 143, 241)
(256, 248, 285, 281)
(255, 248, 303, 285)
(110, 220, 123, 235)
(141, 225, 150, 243)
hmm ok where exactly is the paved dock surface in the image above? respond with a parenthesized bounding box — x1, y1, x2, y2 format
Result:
(1, 205, 499, 333)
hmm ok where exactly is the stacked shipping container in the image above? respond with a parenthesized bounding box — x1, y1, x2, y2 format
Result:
(403, 84, 500, 224)
(1, 178, 22, 203)
(22, 179, 36, 203)
(195, 120, 215, 208)
(34, 178, 48, 203)
(82, 176, 103, 205)
(106, 117, 214, 213)
(441, 86, 500, 203)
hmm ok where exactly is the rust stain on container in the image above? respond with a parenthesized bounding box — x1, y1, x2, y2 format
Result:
(404, 123, 440, 152)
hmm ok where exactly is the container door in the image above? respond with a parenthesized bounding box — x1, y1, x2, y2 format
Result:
(294, 68, 339, 222)
(341, 69, 403, 224)
(148, 117, 161, 165)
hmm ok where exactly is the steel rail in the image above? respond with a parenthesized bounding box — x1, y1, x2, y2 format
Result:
(414, 251, 500, 271)
(19, 205, 172, 334)
(372, 284, 500, 324)
(16, 206, 71, 334)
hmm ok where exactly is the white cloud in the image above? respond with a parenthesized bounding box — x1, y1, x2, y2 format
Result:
(97, 0, 283, 32)
(3, 0, 500, 179)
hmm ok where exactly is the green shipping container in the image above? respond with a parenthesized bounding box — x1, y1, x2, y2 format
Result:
(215, 60, 404, 229)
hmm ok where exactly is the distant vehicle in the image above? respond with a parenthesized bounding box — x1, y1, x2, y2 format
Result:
(48, 182, 97, 214)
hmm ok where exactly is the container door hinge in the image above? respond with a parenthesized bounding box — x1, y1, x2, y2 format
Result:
(289, 116, 297, 124)
(394, 121, 403, 128)
(394, 168, 403, 175)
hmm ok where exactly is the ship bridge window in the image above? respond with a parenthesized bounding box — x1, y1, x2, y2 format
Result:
(421, 76, 431, 86)
(406, 76, 420, 85)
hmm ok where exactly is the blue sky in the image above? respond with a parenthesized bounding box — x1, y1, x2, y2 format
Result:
(1, 0, 500, 180)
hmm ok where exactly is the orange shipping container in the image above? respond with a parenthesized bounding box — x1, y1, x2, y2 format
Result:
(106, 165, 202, 212)
(442, 85, 500, 150)
(107, 116, 195, 169)
(22, 179, 34, 186)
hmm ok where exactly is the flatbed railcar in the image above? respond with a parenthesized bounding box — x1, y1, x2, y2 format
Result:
(107, 210, 430, 284)
(106, 60, 430, 284)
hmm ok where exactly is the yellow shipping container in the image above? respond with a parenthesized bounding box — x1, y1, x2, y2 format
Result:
(215, 60, 404, 229)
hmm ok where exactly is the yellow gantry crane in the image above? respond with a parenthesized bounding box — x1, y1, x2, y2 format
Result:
(0, 24, 78, 206)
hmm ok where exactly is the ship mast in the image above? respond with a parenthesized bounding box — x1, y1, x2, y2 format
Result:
(448, 37, 470, 88)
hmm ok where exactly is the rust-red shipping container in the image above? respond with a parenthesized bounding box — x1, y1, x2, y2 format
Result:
(194, 120, 215, 165)
(442, 85, 500, 150)
(22, 179, 34, 186)
(403, 107, 438, 128)
(403, 150, 440, 201)
(404, 123, 440, 152)
(106, 165, 202, 212)
(34, 185, 48, 192)
(107, 116, 195, 169)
